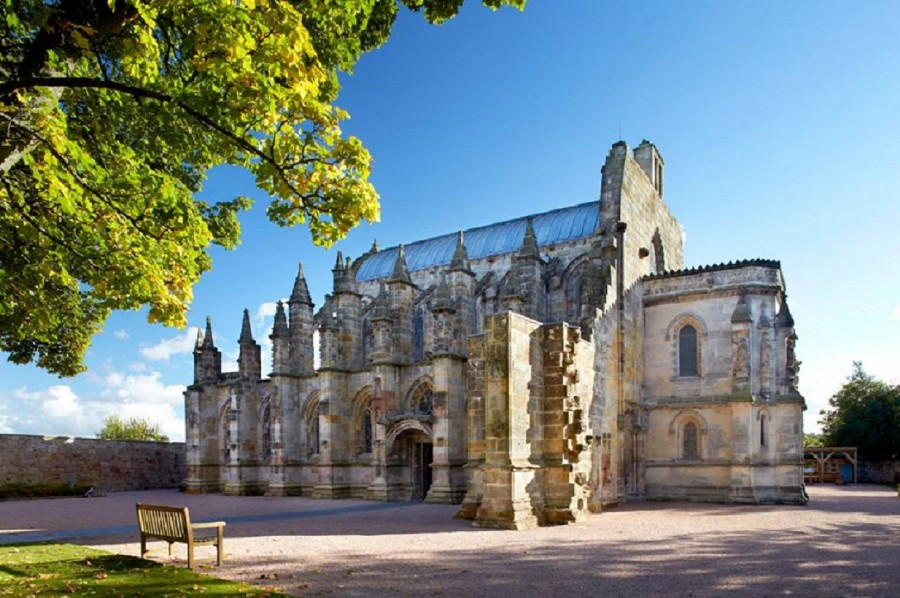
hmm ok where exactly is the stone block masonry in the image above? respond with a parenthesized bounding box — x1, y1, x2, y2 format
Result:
(0, 434, 185, 492)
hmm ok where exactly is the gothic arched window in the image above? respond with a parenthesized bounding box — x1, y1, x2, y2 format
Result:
(758, 411, 770, 448)
(679, 325, 699, 377)
(563, 260, 587, 322)
(353, 387, 375, 455)
(413, 307, 425, 362)
(407, 379, 434, 416)
(313, 406, 320, 454)
(261, 404, 272, 463)
(363, 408, 373, 453)
(683, 421, 699, 460)
(303, 393, 320, 458)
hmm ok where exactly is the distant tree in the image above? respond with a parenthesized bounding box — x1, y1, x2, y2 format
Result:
(0, 0, 525, 377)
(819, 362, 900, 461)
(97, 415, 169, 442)
(803, 432, 821, 447)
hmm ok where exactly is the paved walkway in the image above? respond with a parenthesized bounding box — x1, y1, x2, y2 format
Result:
(2, 485, 899, 597)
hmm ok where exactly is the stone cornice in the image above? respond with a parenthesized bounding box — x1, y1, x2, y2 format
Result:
(643, 259, 781, 281)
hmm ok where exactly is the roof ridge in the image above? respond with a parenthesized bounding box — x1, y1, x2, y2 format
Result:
(644, 258, 781, 281)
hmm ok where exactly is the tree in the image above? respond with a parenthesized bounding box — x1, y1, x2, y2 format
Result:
(803, 432, 821, 447)
(97, 414, 169, 442)
(0, 0, 525, 376)
(819, 362, 900, 462)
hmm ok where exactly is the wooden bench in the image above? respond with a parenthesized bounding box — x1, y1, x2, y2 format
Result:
(136, 503, 225, 569)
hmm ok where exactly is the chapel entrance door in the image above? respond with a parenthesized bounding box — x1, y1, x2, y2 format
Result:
(412, 441, 433, 501)
(388, 428, 433, 501)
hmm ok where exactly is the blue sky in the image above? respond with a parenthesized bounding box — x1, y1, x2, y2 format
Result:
(2, 1, 898, 441)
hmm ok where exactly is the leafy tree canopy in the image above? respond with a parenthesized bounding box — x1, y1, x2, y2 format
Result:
(96, 414, 169, 442)
(819, 362, 900, 462)
(0, 0, 525, 376)
(802, 432, 821, 448)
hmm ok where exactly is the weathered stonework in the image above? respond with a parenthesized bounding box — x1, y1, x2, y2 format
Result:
(0, 434, 185, 491)
(185, 140, 807, 524)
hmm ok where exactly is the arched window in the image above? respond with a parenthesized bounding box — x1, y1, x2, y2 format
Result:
(302, 393, 320, 457)
(413, 307, 425, 362)
(313, 406, 320, 454)
(353, 387, 375, 455)
(408, 383, 434, 416)
(683, 421, 698, 460)
(261, 403, 272, 463)
(363, 408, 373, 453)
(416, 389, 433, 415)
(563, 259, 587, 322)
(758, 411, 770, 448)
(679, 325, 698, 377)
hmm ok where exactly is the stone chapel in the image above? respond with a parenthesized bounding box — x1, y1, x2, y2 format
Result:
(184, 140, 807, 528)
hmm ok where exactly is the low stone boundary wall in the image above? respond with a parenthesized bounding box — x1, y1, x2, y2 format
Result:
(859, 460, 900, 485)
(0, 434, 185, 492)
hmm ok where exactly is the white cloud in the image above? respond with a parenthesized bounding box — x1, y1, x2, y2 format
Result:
(0, 385, 94, 437)
(102, 371, 185, 406)
(112, 329, 130, 340)
(219, 348, 238, 373)
(890, 304, 900, 321)
(139, 327, 199, 361)
(255, 301, 279, 325)
(96, 371, 185, 440)
(41, 385, 81, 418)
(0, 369, 188, 441)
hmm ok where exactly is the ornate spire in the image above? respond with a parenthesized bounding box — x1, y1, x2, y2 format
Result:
(239, 308, 254, 342)
(776, 293, 794, 328)
(431, 275, 455, 313)
(731, 290, 752, 323)
(194, 327, 204, 350)
(518, 217, 540, 259)
(290, 262, 313, 306)
(370, 283, 392, 321)
(389, 244, 411, 283)
(449, 231, 470, 272)
(201, 316, 215, 349)
(333, 250, 349, 292)
(272, 301, 289, 336)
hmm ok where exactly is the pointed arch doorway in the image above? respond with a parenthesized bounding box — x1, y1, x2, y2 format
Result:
(385, 420, 433, 501)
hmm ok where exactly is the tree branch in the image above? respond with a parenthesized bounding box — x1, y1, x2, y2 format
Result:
(0, 76, 311, 195)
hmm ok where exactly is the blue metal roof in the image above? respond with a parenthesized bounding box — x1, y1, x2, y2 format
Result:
(355, 201, 600, 282)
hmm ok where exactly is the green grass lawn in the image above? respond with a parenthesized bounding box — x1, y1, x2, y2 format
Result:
(0, 543, 288, 597)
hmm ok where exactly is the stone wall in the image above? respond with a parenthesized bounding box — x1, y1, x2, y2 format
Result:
(0, 434, 185, 492)
(640, 263, 806, 504)
(859, 460, 900, 484)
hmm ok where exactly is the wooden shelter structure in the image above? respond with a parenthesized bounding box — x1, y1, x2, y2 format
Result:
(803, 447, 857, 484)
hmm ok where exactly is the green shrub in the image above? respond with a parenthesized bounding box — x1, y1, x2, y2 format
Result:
(0, 482, 94, 499)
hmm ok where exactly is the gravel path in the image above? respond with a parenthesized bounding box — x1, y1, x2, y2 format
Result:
(2, 484, 898, 597)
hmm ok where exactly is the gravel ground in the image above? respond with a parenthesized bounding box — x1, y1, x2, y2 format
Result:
(2, 484, 898, 597)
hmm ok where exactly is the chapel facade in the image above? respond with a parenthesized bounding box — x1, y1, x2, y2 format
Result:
(184, 140, 807, 528)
